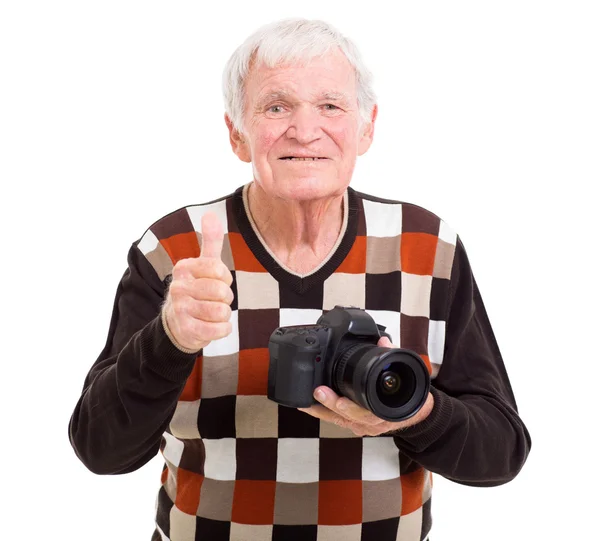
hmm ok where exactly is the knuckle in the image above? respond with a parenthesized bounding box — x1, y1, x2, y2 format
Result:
(192, 278, 211, 301)
(196, 258, 213, 275)
(218, 303, 232, 321)
(167, 280, 185, 298)
(203, 279, 219, 299)
(333, 417, 347, 429)
(200, 258, 222, 279)
(198, 320, 224, 341)
(224, 286, 234, 304)
(193, 318, 209, 338)
(353, 425, 368, 437)
(221, 265, 234, 286)
(217, 282, 230, 300)
(172, 258, 191, 276)
(200, 301, 228, 322)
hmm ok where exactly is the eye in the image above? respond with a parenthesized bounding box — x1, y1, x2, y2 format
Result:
(323, 104, 339, 110)
(268, 105, 285, 114)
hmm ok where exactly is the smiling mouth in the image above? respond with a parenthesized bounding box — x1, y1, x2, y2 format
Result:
(279, 157, 328, 161)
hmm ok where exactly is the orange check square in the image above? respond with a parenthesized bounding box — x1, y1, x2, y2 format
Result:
(337, 236, 367, 274)
(401, 468, 425, 516)
(237, 348, 270, 395)
(401, 233, 438, 276)
(228, 232, 268, 272)
(318, 480, 362, 525)
(160, 231, 200, 264)
(175, 468, 204, 515)
(232, 480, 276, 524)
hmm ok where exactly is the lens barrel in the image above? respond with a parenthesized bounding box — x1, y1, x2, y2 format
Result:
(334, 344, 430, 422)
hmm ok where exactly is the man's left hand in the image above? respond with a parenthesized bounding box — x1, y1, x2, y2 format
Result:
(298, 336, 434, 437)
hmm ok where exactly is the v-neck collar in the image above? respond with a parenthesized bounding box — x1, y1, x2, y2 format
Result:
(232, 183, 360, 295)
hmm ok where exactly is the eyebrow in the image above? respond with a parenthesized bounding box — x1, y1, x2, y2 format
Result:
(317, 92, 351, 103)
(255, 91, 292, 108)
(255, 90, 352, 108)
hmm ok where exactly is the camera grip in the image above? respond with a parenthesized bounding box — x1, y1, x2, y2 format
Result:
(268, 342, 320, 408)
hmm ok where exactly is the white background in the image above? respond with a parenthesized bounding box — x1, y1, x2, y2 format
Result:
(1, 1, 598, 539)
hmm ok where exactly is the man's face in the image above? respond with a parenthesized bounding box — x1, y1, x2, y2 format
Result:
(226, 49, 377, 201)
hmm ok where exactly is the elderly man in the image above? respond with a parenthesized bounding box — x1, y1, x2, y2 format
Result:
(69, 18, 530, 541)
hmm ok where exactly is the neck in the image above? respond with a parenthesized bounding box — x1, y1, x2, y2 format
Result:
(246, 182, 346, 270)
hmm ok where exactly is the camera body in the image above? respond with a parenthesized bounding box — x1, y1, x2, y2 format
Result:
(267, 305, 430, 422)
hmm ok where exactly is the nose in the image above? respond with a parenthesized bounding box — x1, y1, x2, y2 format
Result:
(285, 105, 322, 145)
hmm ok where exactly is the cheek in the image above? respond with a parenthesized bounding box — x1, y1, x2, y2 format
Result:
(330, 121, 360, 151)
(251, 125, 283, 160)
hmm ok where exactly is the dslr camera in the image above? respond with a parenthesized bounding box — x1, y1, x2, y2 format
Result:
(267, 305, 430, 422)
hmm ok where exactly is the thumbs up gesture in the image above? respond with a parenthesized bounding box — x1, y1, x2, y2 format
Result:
(162, 212, 234, 352)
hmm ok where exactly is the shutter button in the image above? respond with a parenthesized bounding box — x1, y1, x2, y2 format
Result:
(305, 336, 317, 345)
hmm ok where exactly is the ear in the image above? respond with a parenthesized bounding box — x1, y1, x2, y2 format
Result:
(225, 114, 252, 163)
(358, 104, 378, 156)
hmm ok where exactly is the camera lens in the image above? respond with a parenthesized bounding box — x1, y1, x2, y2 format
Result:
(375, 362, 416, 409)
(380, 370, 400, 394)
(333, 345, 429, 422)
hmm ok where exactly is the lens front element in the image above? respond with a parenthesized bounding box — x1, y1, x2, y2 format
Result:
(376, 362, 417, 409)
(334, 345, 430, 422)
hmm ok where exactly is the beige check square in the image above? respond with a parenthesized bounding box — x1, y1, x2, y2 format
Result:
(144, 241, 173, 282)
(169, 505, 197, 540)
(273, 482, 319, 525)
(323, 272, 366, 311)
(366, 236, 401, 274)
(235, 271, 280, 310)
(432, 238, 456, 280)
(235, 396, 279, 438)
(197, 478, 235, 521)
(230, 523, 273, 541)
(400, 273, 432, 318)
(363, 479, 402, 522)
(201, 353, 239, 399)
(396, 506, 423, 540)
(169, 400, 201, 439)
(317, 524, 362, 541)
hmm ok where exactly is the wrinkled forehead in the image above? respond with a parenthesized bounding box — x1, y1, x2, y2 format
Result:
(244, 49, 358, 104)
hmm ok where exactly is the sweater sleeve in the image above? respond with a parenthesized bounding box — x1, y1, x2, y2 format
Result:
(68, 242, 199, 475)
(391, 237, 531, 487)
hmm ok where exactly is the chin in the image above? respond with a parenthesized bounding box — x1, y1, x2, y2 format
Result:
(280, 181, 340, 201)
(268, 175, 345, 199)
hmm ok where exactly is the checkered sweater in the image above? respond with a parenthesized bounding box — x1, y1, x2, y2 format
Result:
(69, 183, 530, 541)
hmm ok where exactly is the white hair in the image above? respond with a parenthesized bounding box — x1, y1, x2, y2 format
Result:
(222, 18, 377, 134)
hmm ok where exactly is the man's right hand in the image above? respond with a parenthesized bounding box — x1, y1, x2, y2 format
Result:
(162, 212, 234, 352)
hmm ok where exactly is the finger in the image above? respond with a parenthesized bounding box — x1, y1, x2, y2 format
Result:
(172, 257, 196, 281)
(298, 405, 390, 437)
(187, 318, 233, 343)
(313, 386, 386, 426)
(199, 212, 225, 260)
(298, 405, 348, 426)
(173, 257, 230, 284)
(185, 257, 233, 285)
(377, 336, 394, 348)
(335, 397, 387, 426)
(183, 299, 232, 323)
(186, 277, 234, 304)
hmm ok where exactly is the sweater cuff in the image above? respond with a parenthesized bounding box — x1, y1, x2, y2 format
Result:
(390, 386, 454, 451)
(139, 315, 201, 384)
(160, 307, 202, 354)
